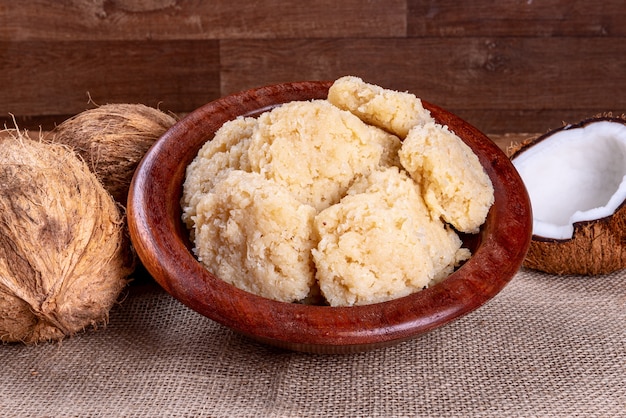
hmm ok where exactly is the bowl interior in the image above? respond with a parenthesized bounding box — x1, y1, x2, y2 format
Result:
(127, 81, 532, 354)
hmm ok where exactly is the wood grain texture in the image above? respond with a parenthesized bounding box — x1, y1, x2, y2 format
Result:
(0, 0, 406, 41)
(0, 0, 624, 134)
(408, 0, 626, 37)
(489, 133, 535, 154)
(0, 40, 219, 122)
(455, 109, 626, 138)
(220, 37, 626, 134)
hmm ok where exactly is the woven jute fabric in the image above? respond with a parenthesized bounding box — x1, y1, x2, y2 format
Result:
(1, 268, 625, 417)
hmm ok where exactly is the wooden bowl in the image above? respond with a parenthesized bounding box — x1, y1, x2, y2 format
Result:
(127, 81, 532, 354)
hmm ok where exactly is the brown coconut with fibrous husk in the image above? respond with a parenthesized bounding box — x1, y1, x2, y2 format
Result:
(46, 103, 177, 204)
(510, 113, 626, 275)
(0, 129, 135, 343)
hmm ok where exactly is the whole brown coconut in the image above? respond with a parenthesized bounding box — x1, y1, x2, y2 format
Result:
(46, 104, 177, 204)
(0, 131, 134, 343)
(510, 115, 626, 275)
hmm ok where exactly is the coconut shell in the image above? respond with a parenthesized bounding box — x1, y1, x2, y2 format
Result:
(46, 103, 177, 204)
(0, 131, 134, 343)
(510, 115, 626, 275)
(523, 206, 626, 275)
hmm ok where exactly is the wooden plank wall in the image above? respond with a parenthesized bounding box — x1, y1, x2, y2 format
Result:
(0, 0, 624, 135)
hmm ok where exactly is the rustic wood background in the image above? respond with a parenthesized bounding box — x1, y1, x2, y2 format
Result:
(1, 0, 624, 136)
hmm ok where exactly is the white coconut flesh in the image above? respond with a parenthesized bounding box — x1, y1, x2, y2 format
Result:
(512, 120, 626, 240)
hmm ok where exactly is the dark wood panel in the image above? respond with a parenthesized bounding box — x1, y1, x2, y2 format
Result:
(0, 0, 405, 41)
(408, 0, 626, 37)
(220, 37, 626, 133)
(489, 133, 536, 154)
(2, 0, 623, 136)
(453, 109, 622, 136)
(0, 114, 73, 132)
(4, 36, 624, 134)
(0, 40, 220, 118)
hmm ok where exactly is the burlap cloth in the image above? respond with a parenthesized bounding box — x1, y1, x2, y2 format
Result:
(2, 267, 625, 417)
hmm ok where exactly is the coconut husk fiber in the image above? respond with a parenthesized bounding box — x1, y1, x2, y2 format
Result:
(0, 130, 135, 343)
(523, 207, 626, 275)
(46, 103, 177, 204)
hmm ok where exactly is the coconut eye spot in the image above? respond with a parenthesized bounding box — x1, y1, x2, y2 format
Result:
(512, 121, 626, 240)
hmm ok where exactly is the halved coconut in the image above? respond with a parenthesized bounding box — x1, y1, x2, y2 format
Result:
(510, 116, 626, 275)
